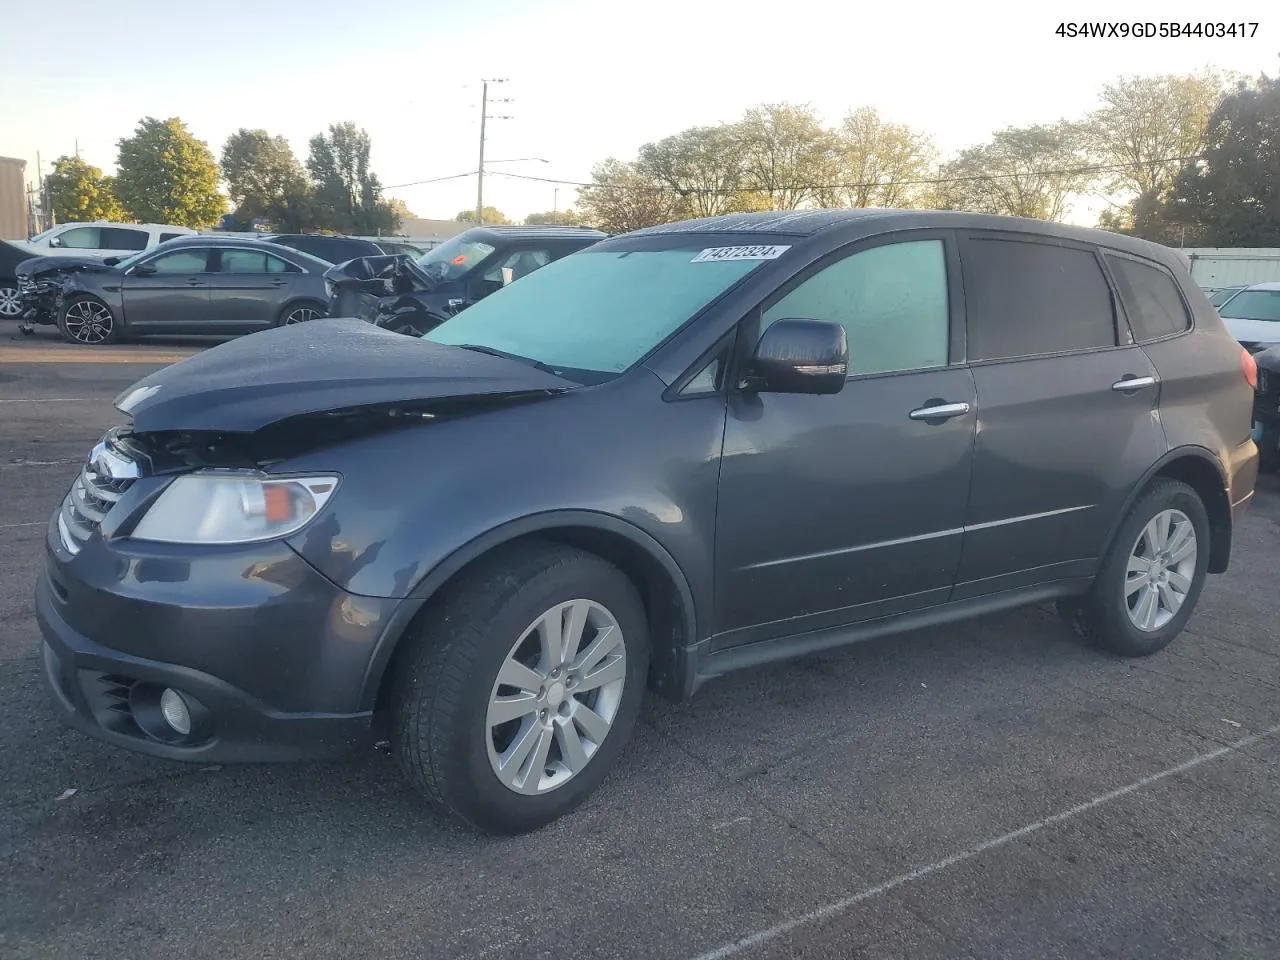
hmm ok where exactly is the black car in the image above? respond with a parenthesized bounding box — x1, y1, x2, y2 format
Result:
(36, 210, 1258, 835)
(258, 233, 386, 265)
(1252, 347, 1280, 471)
(325, 225, 606, 336)
(28, 236, 332, 344)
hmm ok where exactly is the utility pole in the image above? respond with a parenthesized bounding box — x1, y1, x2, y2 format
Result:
(475, 78, 512, 225)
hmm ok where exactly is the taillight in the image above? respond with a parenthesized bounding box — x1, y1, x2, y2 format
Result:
(1241, 347, 1258, 389)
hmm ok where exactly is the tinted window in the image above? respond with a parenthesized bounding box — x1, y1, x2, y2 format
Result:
(1219, 290, 1280, 322)
(159, 232, 186, 244)
(482, 248, 553, 285)
(55, 227, 101, 249)
(146, 250, 209, 274)
(763, 239, 950, 376)
(962, 238, 1116, 361)
(1105, 254, 1190, 342)
(219, 249, 293, 273)
(100, 227, 148, 250)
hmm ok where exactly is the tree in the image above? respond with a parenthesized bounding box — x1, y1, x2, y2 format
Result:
(737, 103, 837, 210)
(114, 117, 225, 227)
(576, 159, 688, 233)
(44, 155, 125, 223)
(220, 129, 313, 232)
(455, 206, 509, 225)
(1084, 70, 1231, 199)
(307, 122, 398, 234)
(818, 108, 937, 209)
(636, 125, 755, 218)
(524, 210, 580, 225)
(937, 123, 1094, 221)
(1149, 75, 1280, 246)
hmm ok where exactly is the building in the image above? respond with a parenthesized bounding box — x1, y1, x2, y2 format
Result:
(0, 157, 27, 240)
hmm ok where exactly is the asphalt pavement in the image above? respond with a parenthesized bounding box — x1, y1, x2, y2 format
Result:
(2, 327, 1279, 960)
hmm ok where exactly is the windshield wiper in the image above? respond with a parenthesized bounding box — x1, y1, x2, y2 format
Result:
(454, 344, 563, 378)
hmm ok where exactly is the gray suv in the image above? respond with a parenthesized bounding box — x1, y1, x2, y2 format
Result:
(36, 210, 1260, 834)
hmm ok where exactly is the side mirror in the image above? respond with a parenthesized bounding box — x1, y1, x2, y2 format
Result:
(130, 263, 156, 277)
(48, 236, 62, 248)
(743, 318, 848, 395)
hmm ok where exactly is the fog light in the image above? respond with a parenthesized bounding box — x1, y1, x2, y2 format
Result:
(159, 688, 192, 736)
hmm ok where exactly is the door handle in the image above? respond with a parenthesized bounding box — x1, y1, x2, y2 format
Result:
(909, 401, 971, 421)
(1112, 376, 1156, 393)
(270, 279, 287, 287)
(184, 278, 205, 286)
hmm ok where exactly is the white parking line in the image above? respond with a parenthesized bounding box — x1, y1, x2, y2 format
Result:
(0, 398, 94, 403)
(0, 521, 44, 529)
(689, 722, 1280, 960)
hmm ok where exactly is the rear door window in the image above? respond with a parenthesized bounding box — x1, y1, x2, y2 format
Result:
(158, 232, 186, 244)
(960, 237, 1117, 361)
(100, 227, 149, 250)
(1104, 254, 1191, 342)
(217, 248, 295, 273)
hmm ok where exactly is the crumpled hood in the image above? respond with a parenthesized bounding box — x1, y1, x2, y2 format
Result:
(115, 317, 576, 433)
(15, 253, 112, 280)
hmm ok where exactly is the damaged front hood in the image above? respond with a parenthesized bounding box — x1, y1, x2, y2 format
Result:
(115, 318, 576, 433)
(15, 254, 112, 281)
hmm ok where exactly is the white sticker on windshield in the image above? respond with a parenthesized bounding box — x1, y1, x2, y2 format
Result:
(691, 244, 791, 263)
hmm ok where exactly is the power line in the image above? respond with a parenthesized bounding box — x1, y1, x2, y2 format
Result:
(486, 155, 1204, 195)
(385, 171, 476, 190)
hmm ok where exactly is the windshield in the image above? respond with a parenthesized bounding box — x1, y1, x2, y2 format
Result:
(1220, 290, 1280, 322)
(28, 227, 55, 244)
(414, 233, 496, 283)
(1208, 288, 1241, 307)
(110, 250, 150, 271)
(424, 243, 775, 380)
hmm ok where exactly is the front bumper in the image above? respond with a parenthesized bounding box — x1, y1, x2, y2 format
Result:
(36, 527, 403, 763)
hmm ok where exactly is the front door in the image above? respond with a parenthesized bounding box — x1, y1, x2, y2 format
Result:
(951, 232, 1167, 599)
(206, 247, 297, 329)
(713, 232, 976, 648)
(121, 248, 212, 330)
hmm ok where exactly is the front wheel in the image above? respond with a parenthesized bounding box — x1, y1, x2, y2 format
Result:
(1077, 479, 1210, 657)
(0, 281, 21, 319)
(58, 295, 121, 345)
(392, 542, 649, 834)
(278, 301, 325, 326)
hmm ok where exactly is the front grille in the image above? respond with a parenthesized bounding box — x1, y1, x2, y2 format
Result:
(57, 437, 139, 554)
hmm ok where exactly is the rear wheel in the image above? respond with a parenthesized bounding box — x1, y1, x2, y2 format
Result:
(1073, 479, 1210, 657)
(58, 295, 120, 345)
(391, 542, 649, 834)
(278, 301, 325, 326)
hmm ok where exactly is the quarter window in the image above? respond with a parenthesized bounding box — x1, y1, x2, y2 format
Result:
(762, 239, 950, 376)
(1103, 254, 1191, 342)
(962, 238, 1117, 361)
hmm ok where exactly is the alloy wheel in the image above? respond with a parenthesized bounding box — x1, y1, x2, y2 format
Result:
(63, 301, 114, 344)
(284, 306, 320, 325)
(485, 599, 627, 795)
(0, 285, 21, 318)
(1125, 508, 1197, 631)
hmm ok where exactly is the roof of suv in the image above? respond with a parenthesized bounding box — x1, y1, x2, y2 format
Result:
(461, 225, 608, 242)
(627, 209, 1176, 263)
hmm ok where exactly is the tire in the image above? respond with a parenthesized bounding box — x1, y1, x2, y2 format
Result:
(1076, 479, 1210, 657)
(0, 280, 20, 319)
(58, 294, 121, 345)
(277, 300, 326, 326)
(391, 542, 649, 834)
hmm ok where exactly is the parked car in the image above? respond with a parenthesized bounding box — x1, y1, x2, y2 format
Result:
(1252, 346, 1280, 471)
(36, 210, 1258, 835)
(1207, 285, 1245, 308)
(370, 239, 428, 257)
(24, 235, 331, 344)
(1216, 282, 1280, 353)
(256, 233, 386, 265)
(325, 225, 606, 335)
(0, 222, 195, 319)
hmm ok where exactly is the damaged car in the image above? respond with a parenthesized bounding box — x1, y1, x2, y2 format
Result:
(325, 224, 605, 336)
(36, 210, 1258, 835)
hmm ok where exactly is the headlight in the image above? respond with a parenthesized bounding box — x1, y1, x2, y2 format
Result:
(324, 279, 335, 300)
(132, 473, 339, 545)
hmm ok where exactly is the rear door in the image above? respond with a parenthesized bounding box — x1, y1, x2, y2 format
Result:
(206, 247, 298, 329)
(953, 232, 1166, 599)
(121, 248, 213, 330)
(98, 227, 150, 256)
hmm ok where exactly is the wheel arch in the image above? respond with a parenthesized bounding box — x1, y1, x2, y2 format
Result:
(362, 511, 700, 716)
(1108, 446, 1233, 575)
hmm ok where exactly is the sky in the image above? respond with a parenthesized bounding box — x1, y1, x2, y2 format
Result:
(2, 0, 1276, 230)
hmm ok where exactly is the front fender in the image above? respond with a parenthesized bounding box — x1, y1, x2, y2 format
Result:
(353, 509, 699, 711)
